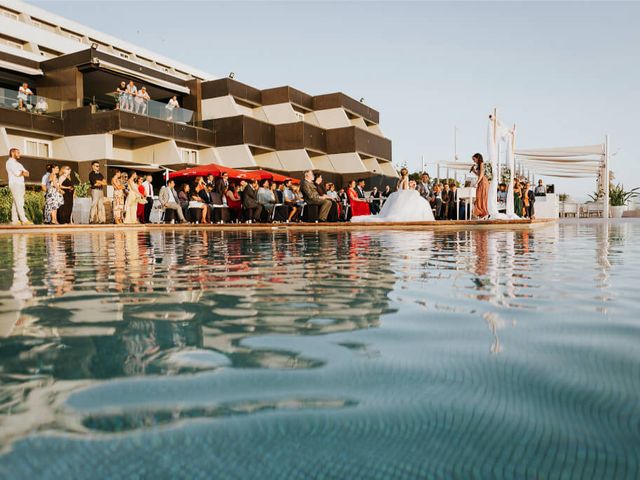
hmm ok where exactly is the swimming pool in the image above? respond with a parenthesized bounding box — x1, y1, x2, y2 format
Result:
(0, 220, 638, 478)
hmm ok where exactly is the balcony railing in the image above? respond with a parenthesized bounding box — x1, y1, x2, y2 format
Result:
(0, 88, 64, 118)
(85, 93, 195, 125)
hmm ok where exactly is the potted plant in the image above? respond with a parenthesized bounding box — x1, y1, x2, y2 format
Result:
(609, 183, 639, 218)
(72, 172, 92, 224)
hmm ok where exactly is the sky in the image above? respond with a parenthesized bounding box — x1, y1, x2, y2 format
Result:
(32, 0, 640, 200)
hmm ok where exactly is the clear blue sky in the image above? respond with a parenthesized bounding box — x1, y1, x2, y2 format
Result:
(34, 0, 640, 199)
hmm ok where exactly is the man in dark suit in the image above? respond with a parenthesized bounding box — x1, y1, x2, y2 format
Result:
(356, 179, 366, 199)
(198, 184, 214, 220)
(416, 173, 431, 201)
(215, 172, 229, 196)
(242, 180, 262, 222)
(300, 170, 332, 221)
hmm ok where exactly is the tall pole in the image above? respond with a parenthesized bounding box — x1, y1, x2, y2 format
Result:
(604, 135, 610, 219)
(437, 163, 441, 182)
(454, 126, 458, 161)
(421, 155, 425, 174)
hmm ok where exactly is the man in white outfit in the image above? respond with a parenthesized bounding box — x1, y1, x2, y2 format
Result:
(5, 148, 31, 224)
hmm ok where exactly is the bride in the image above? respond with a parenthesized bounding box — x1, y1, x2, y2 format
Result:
(351, 168, 435, 223)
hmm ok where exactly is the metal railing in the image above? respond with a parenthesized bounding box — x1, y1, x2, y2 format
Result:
(0, 88, 64, 118)
(85, 92, 195, 125)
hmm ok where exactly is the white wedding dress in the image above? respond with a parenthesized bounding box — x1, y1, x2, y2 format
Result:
(351, 178, 435, 223)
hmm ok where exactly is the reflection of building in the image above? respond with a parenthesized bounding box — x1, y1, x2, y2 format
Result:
(0, 230, 397, 377)
(0, 0, 395, 188)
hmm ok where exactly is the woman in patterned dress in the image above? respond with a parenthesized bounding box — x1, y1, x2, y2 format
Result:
(44, 164, 64, 224)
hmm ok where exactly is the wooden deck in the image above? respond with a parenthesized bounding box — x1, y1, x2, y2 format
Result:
(0, 218, 557, 234)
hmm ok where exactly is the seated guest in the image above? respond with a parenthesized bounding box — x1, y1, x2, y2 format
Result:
(225, 183, 242, 221)
(338, 188, 348, 205)
(198, 184, 214, 222)
(194, 176, 206, 193)
(300, 170, 332, 222)
(534, 179, 546, 196)
(243, 179, 262, 222)
(315, 174, 338, 222)
(178, 183, 192, 222)
(189, 192, 208, 223)
(381, 185, 391, 200)
(282, 179, 300, 222)
(270, 182, 288, 221)
(258, 179, 276, 218)
(159, 179, 186, 223)
(210, 187, 230, 223)
(369, 186, 381, 215)
(326, 183, 343, 220)
(417, 173, 431, 201)
(347, 179, 370, 217)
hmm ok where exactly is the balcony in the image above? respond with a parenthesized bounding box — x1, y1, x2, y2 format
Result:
(63, 107, 214, 146)
(0, 88, 64, 135)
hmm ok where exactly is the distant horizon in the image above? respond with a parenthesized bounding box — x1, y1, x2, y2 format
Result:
(31, 0, 640, 200)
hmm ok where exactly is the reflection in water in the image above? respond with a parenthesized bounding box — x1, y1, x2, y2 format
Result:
(0, 222, 639, 478)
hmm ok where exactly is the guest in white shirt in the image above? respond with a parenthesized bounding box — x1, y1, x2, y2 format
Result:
(5, 148, 31, 224)
(135, 87, 150, 115)
(125, 81, 136, 112)
(165, 96, 179, 121)
(35, 97, 48, 114)
(17, 83, 33, 111)
(142, 174, 154, 223)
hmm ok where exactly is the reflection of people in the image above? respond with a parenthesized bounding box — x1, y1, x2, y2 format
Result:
(5, 148, 30, 225)
(472, 153, 488, 219)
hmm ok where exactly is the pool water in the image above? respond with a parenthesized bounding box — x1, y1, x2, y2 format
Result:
(0, 221, 639, 479)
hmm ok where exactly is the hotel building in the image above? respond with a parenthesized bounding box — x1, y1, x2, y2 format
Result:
(0, 0, 396, 187)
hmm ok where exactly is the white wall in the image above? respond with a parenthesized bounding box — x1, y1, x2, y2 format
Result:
(52, 134, 113, 161)
(201, 95, 244, 120)
(309, 108, 352, 129)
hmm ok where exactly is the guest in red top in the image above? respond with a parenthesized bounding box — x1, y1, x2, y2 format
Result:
(347, 179, 370, 217)
(225, 183, 242, 221)
(136, 176, 146, 223)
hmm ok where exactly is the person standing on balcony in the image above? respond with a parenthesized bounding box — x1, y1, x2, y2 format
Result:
(116, 81, 127, 110)
(89, 161, 106, 224)
(166, 95, 179, 121)
(142, 174, 154, 223)
(5, 148, 31, 224)
(135, 87, 150, 115)
(125, 80, 136, 112)
(17, 83, 33, 111)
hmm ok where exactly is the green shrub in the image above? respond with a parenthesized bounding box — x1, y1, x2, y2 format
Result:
(0, 186, 45, 224)
(74, 172, 90, 198)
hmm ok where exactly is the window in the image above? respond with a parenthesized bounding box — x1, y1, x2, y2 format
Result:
(294, 111, 305, 122)
(24, 139, 52, 158)
(31, 18, 58, 33)
(181, 148, 198, 164)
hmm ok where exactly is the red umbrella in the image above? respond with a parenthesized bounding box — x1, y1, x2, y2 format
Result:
(238, 169, 300, 184)
(168, 163, 245, 180)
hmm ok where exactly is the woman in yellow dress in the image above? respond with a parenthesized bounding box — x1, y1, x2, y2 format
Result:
(123, 171, 141, 224)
